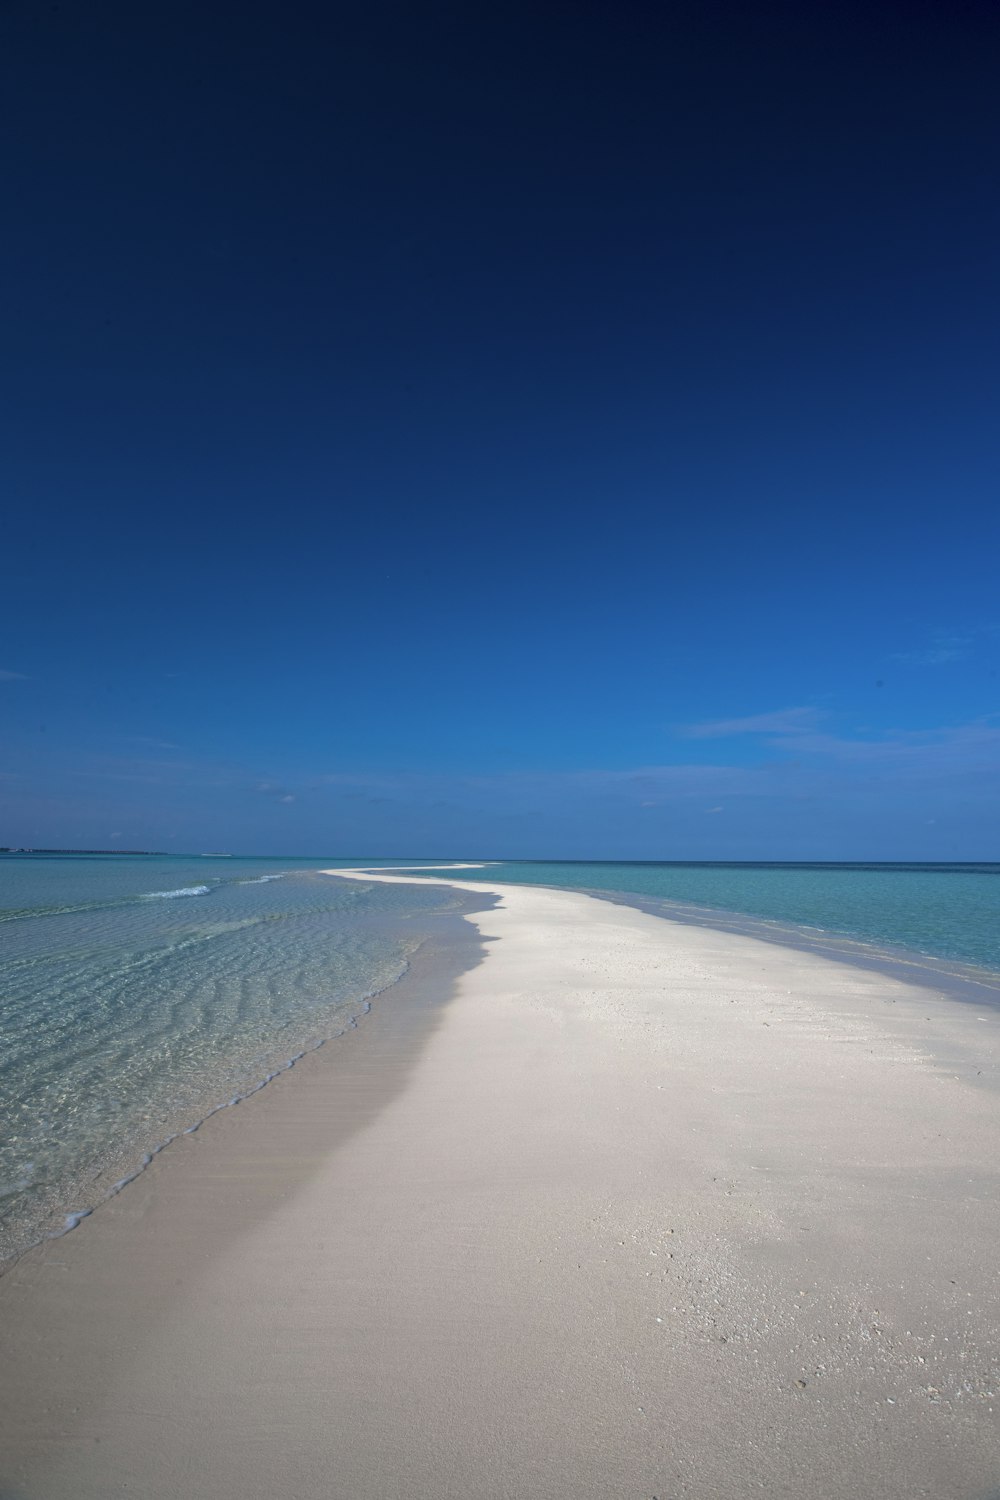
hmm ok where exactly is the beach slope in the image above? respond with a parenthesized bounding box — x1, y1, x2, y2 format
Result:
(2, 871, 999, 1498)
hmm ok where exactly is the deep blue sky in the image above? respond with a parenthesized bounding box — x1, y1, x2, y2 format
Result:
(2, 0, 998, 857)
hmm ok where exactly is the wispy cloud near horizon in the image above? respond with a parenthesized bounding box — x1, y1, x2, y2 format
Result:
(888, 622, 1000, 667)
(676, 704, 1000, 772)
(4, 708, 997, 857)
(678, 706, 824, 739)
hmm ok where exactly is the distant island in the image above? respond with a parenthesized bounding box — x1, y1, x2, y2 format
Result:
(0, 848, 167, 855)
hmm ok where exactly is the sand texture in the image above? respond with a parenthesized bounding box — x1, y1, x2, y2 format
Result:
(2, 871, 1000, 1498)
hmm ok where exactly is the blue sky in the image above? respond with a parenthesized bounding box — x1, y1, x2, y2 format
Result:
(2, 0, 998, 858)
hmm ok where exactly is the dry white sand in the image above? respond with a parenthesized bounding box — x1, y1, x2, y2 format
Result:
(2, 870, 1000, 1499)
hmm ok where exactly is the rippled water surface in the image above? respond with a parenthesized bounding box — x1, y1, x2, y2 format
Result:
(6, 854, 999, 1268)
(0, 855, 460, 1265)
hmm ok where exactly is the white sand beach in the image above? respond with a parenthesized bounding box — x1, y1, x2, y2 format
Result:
(2, 870, 999, 1498)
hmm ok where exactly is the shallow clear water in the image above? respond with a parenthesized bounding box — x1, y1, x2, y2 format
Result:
(5, 854, 999, 1269)
(406, 861, 1000, 974)
(0, 855, 460, 1265)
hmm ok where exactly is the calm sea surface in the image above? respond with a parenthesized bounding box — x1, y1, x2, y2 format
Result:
(0, 856, 461, 1266)
(404, 859, 1000, 979)
(3, 855, 999, 1267)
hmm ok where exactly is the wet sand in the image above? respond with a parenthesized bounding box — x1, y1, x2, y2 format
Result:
(2, 870, 999, 1498)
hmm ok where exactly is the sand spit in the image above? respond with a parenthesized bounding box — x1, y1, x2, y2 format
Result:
(2, 870, 999, 1498)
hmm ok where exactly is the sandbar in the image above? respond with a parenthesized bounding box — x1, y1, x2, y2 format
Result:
(2, 868, 999, 1498)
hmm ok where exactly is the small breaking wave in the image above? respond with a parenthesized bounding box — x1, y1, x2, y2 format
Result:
(140, 885, 211, 900)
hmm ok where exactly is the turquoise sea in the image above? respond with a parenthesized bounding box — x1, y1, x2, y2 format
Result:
(2, 854, 999, 1268)
(407, 861, 1000, 974)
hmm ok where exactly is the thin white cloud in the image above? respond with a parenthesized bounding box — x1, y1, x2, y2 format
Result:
(890, 643, 968, 666)
(257, 780, 297, 803)
(72, 756, 203, 784)
(0, 669, 28, 681)
(781, 719, 1000, 767)
(311, 717, 1000, 806)
(889, 623, 1000, 666)
(130, 736, 180, 751)
(678, 706, 823, 739)
(675, 705, 1000, 774)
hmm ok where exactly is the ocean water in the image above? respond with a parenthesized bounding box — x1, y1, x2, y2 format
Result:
(5, 855, 1000, 1270)
(0, 855, 465, 1267)
(404, 861, 1000, 980)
